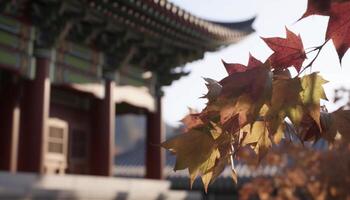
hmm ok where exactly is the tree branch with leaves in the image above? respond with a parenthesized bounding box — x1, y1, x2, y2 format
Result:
(162, 0, 350, 192)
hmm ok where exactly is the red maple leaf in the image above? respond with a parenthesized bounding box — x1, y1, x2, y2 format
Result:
(219, 65, 271, 100)
(222, 53, 263, 75)
(300, 0, 331, 19)
(326, 1, 350, 61)
(262, 28, 306, 72)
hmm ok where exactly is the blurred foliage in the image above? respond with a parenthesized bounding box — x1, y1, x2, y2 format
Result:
(239, 140, 350, 200)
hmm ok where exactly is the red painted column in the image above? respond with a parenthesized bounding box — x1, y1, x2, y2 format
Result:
(145, 94, 165, 179)
(90, 80, 115, 176)
(17, 50, 52, 173)
(0, 76, 20, 172)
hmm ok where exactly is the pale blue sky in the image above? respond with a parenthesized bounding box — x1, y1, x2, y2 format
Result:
(163, 0, 350, 126)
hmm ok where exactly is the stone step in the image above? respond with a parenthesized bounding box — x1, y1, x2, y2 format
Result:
(0, 171, 201, 200)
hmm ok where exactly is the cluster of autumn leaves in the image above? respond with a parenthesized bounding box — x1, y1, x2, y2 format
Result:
(161, 0, 350, 191)
(239, 141, 350, 200)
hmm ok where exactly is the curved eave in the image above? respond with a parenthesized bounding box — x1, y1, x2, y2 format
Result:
(145, 0, 255, 46)
(202, 17, 255, 48)
(209, 17, 255, 33)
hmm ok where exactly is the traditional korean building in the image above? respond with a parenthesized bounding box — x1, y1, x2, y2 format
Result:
(0, 0, 253, 181)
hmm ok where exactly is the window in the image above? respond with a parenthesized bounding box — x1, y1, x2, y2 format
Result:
(48, 127, 65, 154)
(45, 118, 68, 174)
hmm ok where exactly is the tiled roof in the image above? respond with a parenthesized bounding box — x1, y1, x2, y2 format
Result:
(1, 0, 255, 86)
(85, 0, 255, 47)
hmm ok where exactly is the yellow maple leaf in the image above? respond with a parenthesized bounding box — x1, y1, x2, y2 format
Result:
(300, 72, 328, 130)
(161, 130, 216, 171)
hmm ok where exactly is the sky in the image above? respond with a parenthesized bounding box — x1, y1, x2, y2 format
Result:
(162, 0, 350, 126)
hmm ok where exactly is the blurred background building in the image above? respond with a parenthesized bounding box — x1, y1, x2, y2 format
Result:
(0, 0, 253, 199)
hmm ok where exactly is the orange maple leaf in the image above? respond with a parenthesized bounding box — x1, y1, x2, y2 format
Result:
(180, 108, 205, 131)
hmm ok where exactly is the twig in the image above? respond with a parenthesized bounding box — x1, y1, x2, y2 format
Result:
(304, 47, 319, 55)
(298, 41, 327, 76)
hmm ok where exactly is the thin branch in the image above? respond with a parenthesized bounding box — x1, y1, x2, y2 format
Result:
(298, 41, 327, 76)
(304, 46, 318, 51)
(304, 44, 327, 51)
(304, 47, 319, 55)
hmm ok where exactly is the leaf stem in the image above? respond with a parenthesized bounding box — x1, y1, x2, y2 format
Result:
(304, 46, 318, 51)
(304, 47, 319, 55)
(298, 41, 327, 76)
(230, 144, 235, 171)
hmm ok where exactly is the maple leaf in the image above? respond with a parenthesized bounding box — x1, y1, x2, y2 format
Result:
(222, 53, 263, 75)
(181, 113, 204, 131)
(325, 1, 350, 61)
(241, 122, 263, 146)
(266, 77, 303, 134)
(273, 69, 292, 79)
(161, 129, 216, 171)
(282, 73, 327, 135)
(220, 91, 271, 136)
(198, 154, 229, 192)
(301, 116, 322, 141)
(262, 28, 306, 72)
(300, 73, 328, 130)
(300, 0, 331, 19)
(215, 132, 232, 160)
(241, 121, 272, 161)
(241, 120, 283, 146)
(320, 112, 337, 141)
(209, 121, 223, 139)
(201, 78, 222, 102)
(189, 148, 220, 192)
(330, 109, 350, 142)
(219, 65, 272, 100)
(270, 77, 302, 112)
(218, 66, 272, 134)
(181, 108, 205, 131)
(266, 111, 286, 139)
(302, 110, 342, 142)
(286, 105, 305, 127)
(192, 102, 224, 131)
(216, 65, 272, 132)
(255, 126, 272, 162)
(281, 113, 314, 142)
(220, 95, 255, 134)
(186, 122, 231, 192)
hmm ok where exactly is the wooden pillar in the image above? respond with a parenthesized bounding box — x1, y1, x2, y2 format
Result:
(90, 80, 115, 176)
(17, 50, 52, 173)
(145, 94, 164, 179)
(0, 76, 20, 172)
